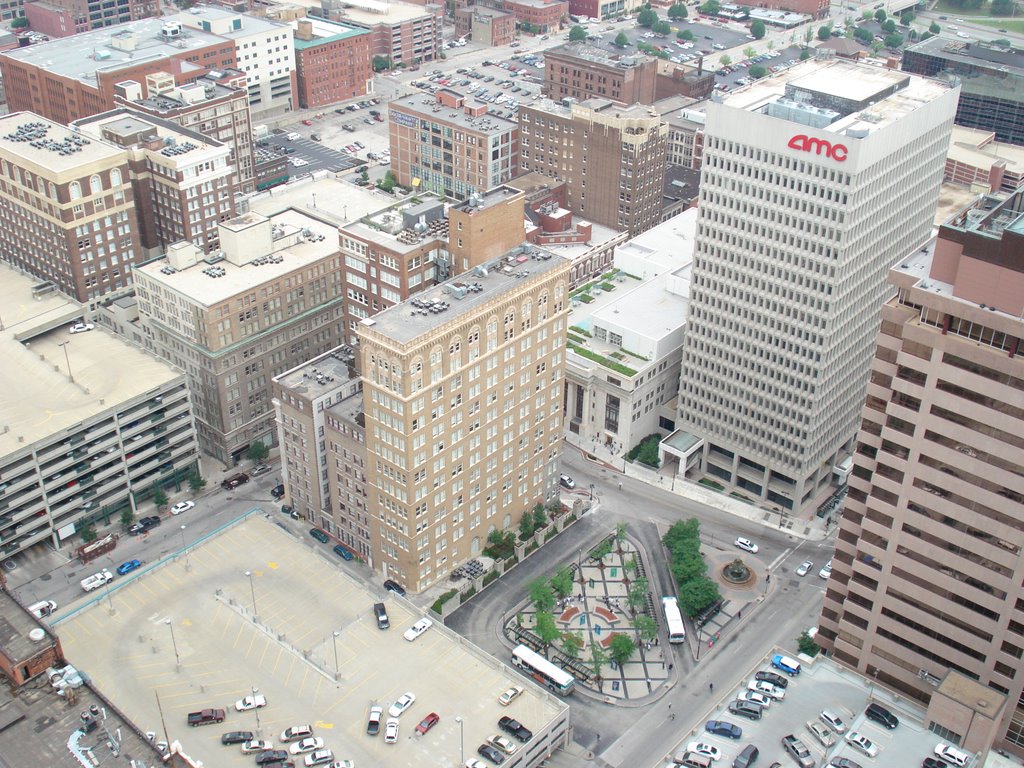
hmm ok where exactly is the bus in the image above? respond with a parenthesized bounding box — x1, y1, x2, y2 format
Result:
(662, 596, 686, 643)
(511, 644, 575, 696)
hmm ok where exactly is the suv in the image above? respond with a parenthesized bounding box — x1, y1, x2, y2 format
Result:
(728, 700, 763, 721)
(222, 473, 250, 489)
(733, 745, 759, 768)
(271, 483, 286, 499)
(781, 734, 815, 768)
(498, 716, 532, 742)
(373, 602, 390, 629)
(864, 702, 898, 729)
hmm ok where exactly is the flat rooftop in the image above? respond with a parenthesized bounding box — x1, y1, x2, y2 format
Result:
(340, 1, 435, 25)
(135, 209, 339, 307)
(0, 17, 225, 84)
(0, 266, 183, 456)
(0, 590, 57, 663)
(525, 97, 659, 121)
(274, 347, 357, 399)
(174, 5, 286, 39)
(723, 58, 954, 135)
(76, 110, 226, 164)
(948, 125, 1024, 173)
(362, 246, 566, 345)
(546, 41, 652, 69)
(0, 113, 124, 172)
(248, 176, 384, 226)
(906, 36, 1024, 76)
(55, 515, 567, 768)
(290, 16, 368, 49)
(342, 195, 449, 254)
(129, 74, 245, 113)
(392, 92, 518, 135)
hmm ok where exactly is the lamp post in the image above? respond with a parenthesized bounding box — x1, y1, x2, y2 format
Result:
(245, 570, 258, 621)
(180, 524, 189, 570)
(312, 193, 317, 208)
(251, 686, 261, 734)
(332, 631, 340, 678)
(57, 341, 74, 382)
(455, 716, 464, 764)
(166, 618, 180, 671)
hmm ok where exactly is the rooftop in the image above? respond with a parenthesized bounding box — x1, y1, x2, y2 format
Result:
(0, 265, 184, 456)
(391, 92, 518, 135)
(0, 590, 57, 663)
(343, 194, 449, 254)
(274, 345, 358, 400)
(546, 41, 653, 69)
(290, 16, 368, 49)
(525, 96, 659, 121)
(74, 110, 226, 164)
(247, 175, 385, 226)
(128, 74, 245, 113)
(362, 244, 566, 345)
(135, 209, 339, 307)
(0, 16, 226, 84)
(906, 35, 1024, 76)
(0, 113, 124, 173)
(948, 125, 1024, 175)
(173, 5, 286, 39)
(339, 0, 437, 25)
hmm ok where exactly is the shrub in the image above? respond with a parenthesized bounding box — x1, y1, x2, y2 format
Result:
(798, 630, 821, 657)
(431, 588, 459, 613)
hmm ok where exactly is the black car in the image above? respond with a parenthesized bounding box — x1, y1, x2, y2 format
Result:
(129, 515, 161, 535)
(221, 731, 255, 745)
(478, 744, 505, 765)
(864, 702, 899, 729)
(309, 528, 330, 543)
(498, 716, 532, 742)
(705, 720, 742, 739)
(271, 484, 286, 499)
(255, 751, 290, 765)
(384, 579, 406, 596)
(920, 758, 946, 768)
(755, 670, 789, 689)
(830, 758, 864, 768)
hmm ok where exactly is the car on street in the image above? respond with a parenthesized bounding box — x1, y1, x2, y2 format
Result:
(934, 743, 970, 766)
(845, 732, 879, 757)
(559, 473, 575, 489)
(69, 321, 95, 334)
(384, 718, 400, 743)
(129, 515, 161, 535)
(80, 569, 113, 591)
(384, 579, 406, 596)
(705, 720, 742, 739)
(367, 706, 383, 735)
(171, 500, 195, 515)
(252, 464, 272, 476)
(302, 119, 314, 126)
(272, 484, 286, 498)
(241, 739, 274, 753)
(221, 473, 250, 489)
(235, 693, 268, 711)
(309, 528, 330, 543)
(389, 692, 416, 717)
(498, 685, 523, 706)
(795, 560, 813, 576)
(333, 544, 354, 560)
(116, 559, 142, 575)
(819, 559, 833, 578)
(416, 712, 440, 735)
(404, 617, 432, 641)
(734, 536, 759, 553)
(685, 742, 722, 760)
(478, 744, 505, 764)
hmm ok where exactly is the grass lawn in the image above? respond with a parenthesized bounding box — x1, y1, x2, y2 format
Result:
(974, 17, 1024, 33)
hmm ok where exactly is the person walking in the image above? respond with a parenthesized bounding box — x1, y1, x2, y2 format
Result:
(709, 682, 714, 693)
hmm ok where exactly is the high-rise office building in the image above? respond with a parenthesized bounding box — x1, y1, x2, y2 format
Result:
(818, 188, 1024, 757)
(674, 60, 959, 514)
(354, 246, 569, 593)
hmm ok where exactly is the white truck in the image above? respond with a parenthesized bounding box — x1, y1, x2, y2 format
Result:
(80, 569, 113, 592)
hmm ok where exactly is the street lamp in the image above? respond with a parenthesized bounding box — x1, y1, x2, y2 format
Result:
(251, 686, 261, 734)
(180, 524, 189, 570)
(455, 716, 464, 764)
(332, 631, 340, 677)
(57, 341, 74, 382)
(166, 618, 180, 671)
(245, 570, 258, 621)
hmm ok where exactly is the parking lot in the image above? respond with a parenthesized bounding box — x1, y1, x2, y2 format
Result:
(57, 515, 566, 768)
(664, 653, 972, 768)
(261, 130, 363, 178)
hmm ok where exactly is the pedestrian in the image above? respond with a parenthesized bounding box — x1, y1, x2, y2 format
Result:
(668, 703, 672, 710)
(709, 682, 714, 693)
(670, 713, 676, 721)
(668, 663, 673, 671)
(618, 481, 622, 490)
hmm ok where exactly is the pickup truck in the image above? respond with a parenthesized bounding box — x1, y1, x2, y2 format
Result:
(187, 708, 226, 727)
(80, 569, 113, 592)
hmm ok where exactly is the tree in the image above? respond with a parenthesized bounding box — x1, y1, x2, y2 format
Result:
(882, 19, 896, 33)
(10, 16, 28, 28)
(750, 19, 765, 39)
(247, 440, 269, 463)
(518, 513, 535, 541)
(854, 26, 874, 43)
(800, 47, 812, 60)
(678, 29, 695, 41)
(188, 473, 206, 492)
(805, 26, 815, 44)
(797, 630, 821, 657)
(152, 485, 168, 508)
(535, 611, 561, 646)
(637, 6, 658, 27)
(748, 64, 767, 79)
(627, 578, 649, 614)
(992, 37, 1012, 47)
(378, 170, 397, 193)
(861, 9, 874, 20)
(80, 525, 97, 543)
(634, 614, 658, 643)
(615, 31, 630, 47)
(590, 643, 608, 679)
(929, 21, 940, 34)
(719, 53, 732, 66)
(766, 39, 774, 50)
(653, 20, 672, 36)
(120, 509, 135, 528)
(667, 2, 688, 19)
(871, 41, 884, 54)
(699, 0, 721, 15)
(529, 578, 556, 612)
(551, 566, 574, 599)
(817, 24, 832, 40)
(615, 521, 629, 547)
(568, 24, 587, 41)
(899, 10, 914, 25)
(993, 0, 1016, 14)
(884, 33, 904, 49)
(873, 8, 886, 22)
(562, 631, 584, 659)
(678, 576, 722, 617)
(609, 633, 636, 666)
(372, 55, 390, 72)
(743, 45, 757, 58)
(360, 167, 369, 181)
(591, 538, 613, 562)
(532, 504, 547, 530)
(484, 529, 515, 559)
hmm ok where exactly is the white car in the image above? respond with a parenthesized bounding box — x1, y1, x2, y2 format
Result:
(819, 560, 833, 579)
(935, 743, 970, 767)
(384, 718, 400, 743)
(498, 685, 524, 706)
(304, 749, 334, 767)
(290, 737, 325, 755)
(69, 322, 95, 334)
(685, 741, 723, 760)
(241, 739, 274, 754)
(487, 734, 518, 755)
(28, 599, 57, 619)
(80, 569, 113, 592)
(845, 731, 879, 757)
(465, 761, 488, 768)
(170, 500, 195, 515)
(795, 560, 813, 576)
(235, 693, 267, 711)
(739, 690, 771, 708)
(734, 537, 758, 554)
(748, 679, 785, 700)
(404, 617, 433, 642)
(389, 692, 416, 717)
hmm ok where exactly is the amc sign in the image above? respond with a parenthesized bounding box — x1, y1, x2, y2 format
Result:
(788, 134, 848, 162)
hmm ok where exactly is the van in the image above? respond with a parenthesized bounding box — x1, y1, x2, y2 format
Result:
(373, 602, 390, 629)
(286, 132, 301, 141)
(674, 752, 713, 768)
(771, 653, 801, 676)
(279, 724, 313, 742)
(732, 744, 759, 768)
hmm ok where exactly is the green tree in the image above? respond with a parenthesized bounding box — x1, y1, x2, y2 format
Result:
(80, 525, 97, 543)
(378, 170, 397, 193)
(873, 8, 886, 22)
(615, 31, 630, 46)
(188, 473, 206, 492)
(766, 39, 774, 50)
(568, 24, 587, 41)
(529, 578, 556, 612)
(899, 10, 914, 25)
(992, 37, 1012, 47)
(800, 47, 812, 60)
(627, 577, 649, 614)
(635, 614, 658, 643)
(929, 21, 940, 34)
(624, 555, 638, 575)
(699, 0, 721, 15)
(10, 16, 28, 28)
(591, 538, 613, 561)
(247, 440, 270, 463)
(797, 630, 821, 657)
(532, 504, 547, 530)
(678, 29, 695, 40)
(518, 513, 535, 541)
(993, 0, 1016, 14)
(882, 18, 896, 33)
(609, 633, 636, 666)
(854, 26, 874, 43)
(719, 53, 732, 66)
(861, 9, 875, 20)
(551, 566, 574, 599)
(536, 611, 561, 646)
(678, 575, 722, 617)
(805, 25, 815, 43)
(817, 24, 832, 40)
(615, 521, 629, 547)
(667, 2, 688, 18)
(120, 509, 135, 528)
(590, 643, 608, 679)
(743, 45, 757, 58)
(750, 19, 766, 39)
(372, 55, 390, 72)
(152, 485, 168, 508)
(637, 6, 658, 26)
(562, 631, 584, 659)
(884, 33, 904, 49)
(360, 167, 369, 181)
(871, 40, 884, 54)
(484, 528, 515, 559)
(653, 20, 672, 35)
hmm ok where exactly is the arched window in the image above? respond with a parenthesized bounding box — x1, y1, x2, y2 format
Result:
(89, 175, 102, 194)
(69, 181, 81, 199)
(109, 169, 121, 186)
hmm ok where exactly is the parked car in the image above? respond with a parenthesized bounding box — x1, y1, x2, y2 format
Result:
(69, 321, 95, 334)
(219, 730, 253, 744)
(404, 618, 432, 642)
(478, 744, 505, 765)
(256, 751, 290, 766)
(241, 739, 274, 754)
(685, 742, 723, 760)
(28, 599, 57, 619)
(309, 528, 330, 543)
(303, 749, 334, 767)
(366, 706, 383, 735)
(388, 692, 416, 717)
(728, 700, 763, 721)
(819, 560, 833, 579)
(829, 759, 862, 768)
(221, 473, 250, 489)
(384, 579, 406, 596)
(756, 670, 789, 689)
(129, 516, 161, 535)
(333, 544, 354, 561)
(271, 484, 286, 499)
(864, 702, 898, 729)
(116, 559, 142, 575)
(288, 737, 324, 755)
(252, 464, 272, 476)
(279, 725, 313, 743)
(705, 720, 742, 739)
(819, 710, 847, 734)
(781, 734, 815, 768)
(235, 693, 267, 712)
(739, 690, 772, 709)
(384, 718, 400, 743)
(807, 720, 835, 748)
(498, 685, 523, 706)
(188, 709, 226, 727)
(171, 500, 195, 515)
(934, 743, 970, 767)
(498, 716, 531, 742)
(749, 679, 785, 700)
(487, 734, 518, 756)
(559, 473, 575, 489)
(80, 569, 113, 592)
(845, 731, 879, 757)
(416, 712, 440, 735)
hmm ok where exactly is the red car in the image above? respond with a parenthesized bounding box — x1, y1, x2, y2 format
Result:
(302, 119, 313, 126)
(415, 713, 439, 735)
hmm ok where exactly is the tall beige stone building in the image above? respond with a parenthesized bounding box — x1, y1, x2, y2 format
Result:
(354, 246, 570, 593)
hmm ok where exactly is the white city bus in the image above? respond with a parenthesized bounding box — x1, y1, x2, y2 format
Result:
(511, 644, 575, 695)
(662, 596, 686, 643)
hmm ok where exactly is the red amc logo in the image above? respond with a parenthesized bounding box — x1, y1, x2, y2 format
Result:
(788, 134, 848, 162)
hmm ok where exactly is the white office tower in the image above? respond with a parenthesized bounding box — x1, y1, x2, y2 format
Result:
(675, 59, 959, 516)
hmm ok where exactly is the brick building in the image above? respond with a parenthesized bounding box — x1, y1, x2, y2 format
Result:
(544, 42, 657, 105)
(329, 1, 442, 69)
(291, 16, 373, 109)
(24, 0, 160, 38)
(502, 0, 567, 34)
(454, 6, 516, 46)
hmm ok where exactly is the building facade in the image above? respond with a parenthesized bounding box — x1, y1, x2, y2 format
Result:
(354, 246, 570, 593)
(566, 0, 644, 21)
(291, 17, 373, 109)
(673, 60, 959, 515)
(501, 0, 567, 33)
(133, 209, 345, 463)
(519, 97, 667, 236)
(24, 0, 160, 38)
(0, 113, 141, 304)
(544, 43, 657, 105)
(945, 126, 1024, 195)
(389, 89, 518, 199)
(454, 6, 516, 46)
(818, 188, 1024, 758)
(331, 1, 441, 69)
